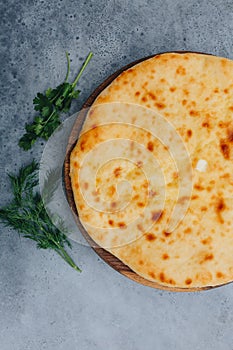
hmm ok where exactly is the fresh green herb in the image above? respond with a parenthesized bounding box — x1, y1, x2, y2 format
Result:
(19, 52, 93, 150)
(0, 161, 81, 271)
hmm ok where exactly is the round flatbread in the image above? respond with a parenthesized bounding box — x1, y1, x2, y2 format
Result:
(70, 52, 233, 289)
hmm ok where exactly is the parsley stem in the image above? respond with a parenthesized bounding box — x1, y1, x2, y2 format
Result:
(72, 52, 93, 88)
(50, 86, 66, 104)
(38, 109, 57, 138)
(64, 51, 71, 83)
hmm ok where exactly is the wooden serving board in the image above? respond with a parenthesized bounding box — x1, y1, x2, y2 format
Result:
(64, 52, 218, 292)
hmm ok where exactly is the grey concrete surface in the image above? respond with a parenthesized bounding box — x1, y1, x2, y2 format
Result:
(1, 0, 233, 349)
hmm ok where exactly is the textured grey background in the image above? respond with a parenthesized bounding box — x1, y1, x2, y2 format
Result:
(1, 0, 233, 349)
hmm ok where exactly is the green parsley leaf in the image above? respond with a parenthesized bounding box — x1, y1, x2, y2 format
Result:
(19, 51, 93, 150)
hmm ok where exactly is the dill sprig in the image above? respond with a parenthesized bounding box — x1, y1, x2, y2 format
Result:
(0, 161, 81, 272)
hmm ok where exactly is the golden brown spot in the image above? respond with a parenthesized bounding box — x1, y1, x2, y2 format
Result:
(162, 253, 169, 260)
(205, 97, 210, 101)
(149, 271, 155, 279)
(135, 167, 142, 175)
(95, 197, 100, 202)
(160, 78, 166, 83)
(214, 88, 219, 93)
(204, 253, 214, 261)
(80, 140, 86, 151)
(189, 110, 199, 117)
(187, 129, 192, 138)
(229, 106, 233, 111)
(176, 66, 186, 75)
(137, 202, 144, 207)
(118, 222, 127, 229)
(147, 141, 154, 152)
(142, 180, 148, 189)
(224, 88, 229, 94)
(111, 202, 117, 208)
(221, 59, 227, 67)
(133, 194, 140, 200)
(227, 129, 233, 142)
(73, 161, 78, 168)
(201, 206, 207, 212)
(135, 91, 140, 96)
(83, 182, 89, 190)
(220, 140, 230, 159)
(146, 233, 157, 242)
(142, 96, 147, 102)
(114, 167, 122, 177)
(216, 272, 224, 278)
(123, 80, 129, 85)
(216, 198, 226, 214)
(159, 272, 165, 282)
(74, 183, 79, 189)
(200, 253, 214, 264)
(108, 185, 116, 196)
(151, 211, 163, 222)
(182, 99, 187, 106)
(194, 184, 204, 191)
(192, 195, 199, 200)
(169, 86, 176, 92)
(218, 121, 229, 128)
(108, 219, 114, 226)
(148, 92, 156, 100)
(168, 279, 176, 285)
(220, 173, 230, 179)
(202, 122, 210, 128)
(155, 102, 166, 109)
(163, 231, 172, 237)
(185, 278, 192, 285)
(183, 89, 189, 96)
(201, 237, 212, 245)
(139, 259, 144, 265)
(184, 227, 192, 234)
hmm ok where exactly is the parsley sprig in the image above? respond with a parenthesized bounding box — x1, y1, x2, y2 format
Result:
(19, 52, 93, 150)
(0, 161, 81, 271)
